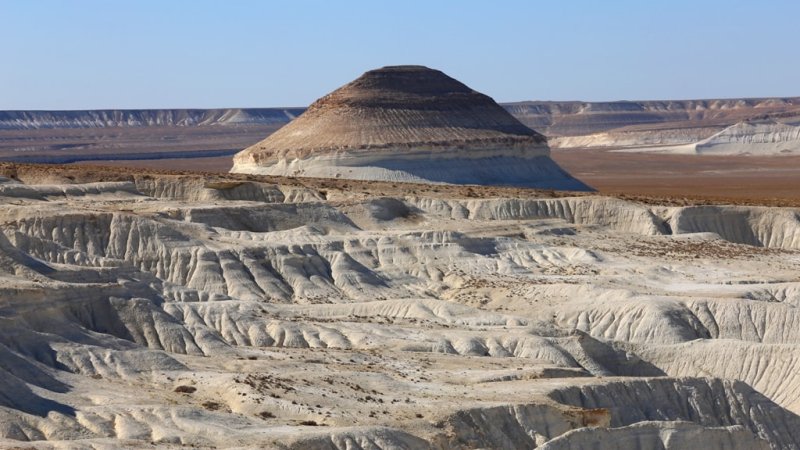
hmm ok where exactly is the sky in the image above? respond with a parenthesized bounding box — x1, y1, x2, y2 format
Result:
(2, 0, 799, 110)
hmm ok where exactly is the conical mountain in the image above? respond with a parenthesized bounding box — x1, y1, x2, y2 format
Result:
(232, 65, 589, 190)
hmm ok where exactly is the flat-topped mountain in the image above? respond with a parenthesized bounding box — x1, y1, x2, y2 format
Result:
(507, 97, 800, 136)
(2, 97, 798, 135)
(0, 108, 304, 129)
(231, 66, 589, 190)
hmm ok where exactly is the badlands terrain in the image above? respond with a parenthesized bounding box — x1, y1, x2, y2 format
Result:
(1, 162, 800, 448)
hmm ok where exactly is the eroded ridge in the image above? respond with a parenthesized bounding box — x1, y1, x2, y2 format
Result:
(1, 167, 800, 448)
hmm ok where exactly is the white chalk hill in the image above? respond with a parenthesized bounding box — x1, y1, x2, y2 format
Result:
(602, 119, 800, 155)
(692, 120, 800, 155)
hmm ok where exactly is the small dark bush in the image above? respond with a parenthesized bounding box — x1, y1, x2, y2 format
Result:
(202, 401, 223, 411)
(174, 385, 196, 394)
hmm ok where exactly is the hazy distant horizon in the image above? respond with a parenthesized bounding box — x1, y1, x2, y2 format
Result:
(5, 92, 800, 113)
(3, 0, 799, 110)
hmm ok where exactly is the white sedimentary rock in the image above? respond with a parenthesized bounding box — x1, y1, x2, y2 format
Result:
(1, 173, 800, 448)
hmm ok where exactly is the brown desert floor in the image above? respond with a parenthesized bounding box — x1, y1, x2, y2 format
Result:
(551, 148, 800, 202)
(78, 154, 236, 172)
(74, 148, 800, 206)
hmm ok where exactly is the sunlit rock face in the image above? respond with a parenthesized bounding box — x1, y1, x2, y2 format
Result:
(232, 65, 589, 190)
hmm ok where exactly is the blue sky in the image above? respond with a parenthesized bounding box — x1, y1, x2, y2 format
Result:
(2, 0, 799, 109)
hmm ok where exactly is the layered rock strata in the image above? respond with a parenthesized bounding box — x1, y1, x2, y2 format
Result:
(232, 65, 588, 190)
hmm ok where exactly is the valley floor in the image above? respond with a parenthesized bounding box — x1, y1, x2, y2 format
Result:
(552, 149, 800, 203)
(68, 149, 800, 206)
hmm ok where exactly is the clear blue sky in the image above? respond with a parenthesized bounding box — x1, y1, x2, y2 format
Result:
(2, 0, 799, 110)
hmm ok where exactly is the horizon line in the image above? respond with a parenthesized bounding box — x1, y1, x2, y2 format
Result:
(2, 94, 800, 113)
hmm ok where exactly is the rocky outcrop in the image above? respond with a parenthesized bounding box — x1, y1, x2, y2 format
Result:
(548, 378, 800, 449)
(231, 65, 589, 190)
(694, 121, 800, 155)
(667, 205, 800, 248)
(538, 422, 769, 450)
(596, 119, 800, 155)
